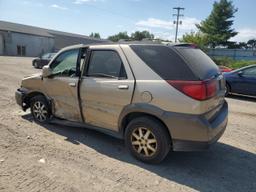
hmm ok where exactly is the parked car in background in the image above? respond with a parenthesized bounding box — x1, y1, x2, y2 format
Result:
(224, 64, 256, 97)
(32, 53, 56, 69)
(16, 43, 228, 163)
(219, 65, 233, 73)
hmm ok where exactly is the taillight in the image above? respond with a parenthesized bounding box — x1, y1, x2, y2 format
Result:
(167, 79, 217, 100)
(190, 44, 198, 48)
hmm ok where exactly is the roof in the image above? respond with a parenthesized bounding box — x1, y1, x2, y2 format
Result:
(0, 20, 53, 37)
(61, 41, 192, 51)
(0, 20, 107, 42)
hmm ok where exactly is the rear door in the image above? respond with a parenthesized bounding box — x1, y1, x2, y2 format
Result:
(80, 46, 135, 131)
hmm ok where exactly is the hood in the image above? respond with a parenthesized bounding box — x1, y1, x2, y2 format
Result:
(23, 72, 42, 79)
(21, 73, 42, 89)
(33, 57, 40, 61)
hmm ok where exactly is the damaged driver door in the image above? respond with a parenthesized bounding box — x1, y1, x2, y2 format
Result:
(43, 48, 82, 122)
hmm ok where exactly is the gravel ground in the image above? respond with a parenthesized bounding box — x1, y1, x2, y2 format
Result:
(0, 56, 255, 192)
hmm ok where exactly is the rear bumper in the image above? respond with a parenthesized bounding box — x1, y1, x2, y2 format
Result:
(163, 100, 228, 151)
(15, 88, 29, 111)
(172, 125, 226, 151)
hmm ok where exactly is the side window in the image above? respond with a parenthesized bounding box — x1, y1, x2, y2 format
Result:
(242, 67, 256, 77)
(50, 49, 79, 77)
(85, 50, 126, 78)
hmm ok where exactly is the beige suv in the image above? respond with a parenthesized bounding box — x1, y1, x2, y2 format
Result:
(16, 43, 228, 163)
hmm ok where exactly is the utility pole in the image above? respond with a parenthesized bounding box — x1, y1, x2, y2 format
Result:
(173, 7, 185, 43)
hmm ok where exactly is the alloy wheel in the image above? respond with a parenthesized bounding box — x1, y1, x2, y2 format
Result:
(32, 101, 48, 122)
(131, 127, 158, 157)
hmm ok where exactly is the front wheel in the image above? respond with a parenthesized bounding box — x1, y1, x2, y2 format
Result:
(34, 61, 39, 69)
(30, 95, 51, 123)
(225, 83, 230, 96)
(125, 117, 171, 164)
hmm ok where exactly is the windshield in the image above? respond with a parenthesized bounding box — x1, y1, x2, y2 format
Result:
(41, 53, 56, 59)
(49, 53, 56, 59)
(41, 53, 50, 59)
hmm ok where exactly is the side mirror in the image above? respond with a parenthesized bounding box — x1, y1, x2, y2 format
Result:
(238, 71, 243, 76)
(42, 66, 52, 78)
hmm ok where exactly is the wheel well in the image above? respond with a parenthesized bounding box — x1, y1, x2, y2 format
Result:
(24, 92, 47, 107)
(121, 112, 172, 142)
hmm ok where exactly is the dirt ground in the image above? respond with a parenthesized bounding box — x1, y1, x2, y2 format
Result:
(0, 56, 255, 192)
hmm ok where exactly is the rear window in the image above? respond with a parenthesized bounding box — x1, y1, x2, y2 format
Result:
(130, 45, 197, 80)
(175, 48, 219, 79)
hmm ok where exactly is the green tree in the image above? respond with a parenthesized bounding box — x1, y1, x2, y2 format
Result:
(227, 41, 248, 49)
(107, 32, 130, 42)
(107, 30, 155, 42)
(196, 0, 238, 48)
(247, 39, 256, 50)
(179, 31, 208, 50)
(131, 31, 154, 41)
(89, 32, 101, 39)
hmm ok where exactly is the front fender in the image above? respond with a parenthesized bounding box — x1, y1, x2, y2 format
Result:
(22, 89, 52, 111)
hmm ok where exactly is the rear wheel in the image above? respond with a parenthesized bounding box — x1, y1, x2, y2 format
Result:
(30, 95, 51, 123)
(125, 117, 171, 164)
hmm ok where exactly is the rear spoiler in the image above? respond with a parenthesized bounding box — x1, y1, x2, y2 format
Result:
(167, 43, 198, 48)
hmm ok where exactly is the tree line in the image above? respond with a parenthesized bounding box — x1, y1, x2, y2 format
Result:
(89, 31, 155, 42)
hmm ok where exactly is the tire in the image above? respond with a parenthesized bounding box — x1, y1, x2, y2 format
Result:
(34, 61, 39, 69)
(225, 83, 230, 96)
(125, 117, 171, 164)
(30, 95, 51, 123)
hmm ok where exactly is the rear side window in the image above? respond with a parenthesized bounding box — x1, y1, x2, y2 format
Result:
(175, 48, 219, 80)
(130, 45, 197, 80)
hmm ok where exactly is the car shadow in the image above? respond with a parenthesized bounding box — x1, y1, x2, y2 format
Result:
(22, 114, 256, 192)
(227, 94, 256, 102)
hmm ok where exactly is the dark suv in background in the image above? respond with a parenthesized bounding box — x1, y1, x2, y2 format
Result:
(32, 53, 56, 69)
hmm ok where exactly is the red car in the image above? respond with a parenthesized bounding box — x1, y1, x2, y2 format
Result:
(219, 66, 233, 73)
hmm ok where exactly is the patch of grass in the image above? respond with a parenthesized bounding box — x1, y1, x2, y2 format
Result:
(229, 60, 256, 69)
(212, 57, 256, 69)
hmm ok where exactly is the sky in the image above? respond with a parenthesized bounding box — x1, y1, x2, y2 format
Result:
(0, 0, 255, 42)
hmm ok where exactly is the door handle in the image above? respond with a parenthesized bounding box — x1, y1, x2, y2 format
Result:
(118, 85, 129, 89)
(69, 82, 76, 87)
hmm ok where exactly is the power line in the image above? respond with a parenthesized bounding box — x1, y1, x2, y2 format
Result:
(173, 7, 185, 43)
